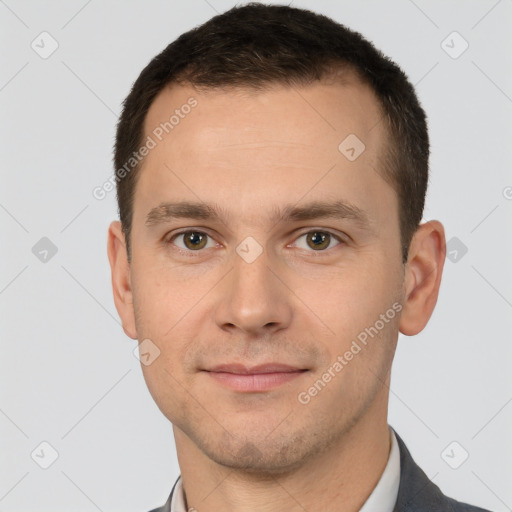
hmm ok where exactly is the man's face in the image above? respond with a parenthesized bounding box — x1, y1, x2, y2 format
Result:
(125, 78, 406, 471)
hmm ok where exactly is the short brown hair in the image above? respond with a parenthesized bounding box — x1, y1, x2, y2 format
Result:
(114, 3, 429, 263)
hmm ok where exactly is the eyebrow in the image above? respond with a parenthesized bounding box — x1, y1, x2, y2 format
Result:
(145, 199, 374, 232)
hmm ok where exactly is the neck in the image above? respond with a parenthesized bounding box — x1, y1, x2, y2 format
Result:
(173, 395, 391, 512)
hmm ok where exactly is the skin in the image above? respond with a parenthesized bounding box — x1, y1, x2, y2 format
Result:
(108, 76, 446, 512)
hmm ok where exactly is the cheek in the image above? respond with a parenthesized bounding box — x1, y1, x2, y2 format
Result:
(131, 260, 207, 367)
(140, 356, 186, 425)
(292, 258, 399, 347)
(131, 255, 205, 337)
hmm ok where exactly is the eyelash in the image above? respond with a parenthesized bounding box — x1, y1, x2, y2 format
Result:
(165, 229, 345, 257)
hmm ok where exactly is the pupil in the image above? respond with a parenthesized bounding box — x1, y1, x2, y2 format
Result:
(308, 231, 329, 250)
(188, 232, 203, 246)
(312, 232, 325, 245)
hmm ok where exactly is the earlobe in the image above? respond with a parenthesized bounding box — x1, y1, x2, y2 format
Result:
(399, 220, 446, 336)
(107, 221, 138, 339)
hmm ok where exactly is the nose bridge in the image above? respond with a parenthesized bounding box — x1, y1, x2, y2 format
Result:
(214, 241, 292, 334)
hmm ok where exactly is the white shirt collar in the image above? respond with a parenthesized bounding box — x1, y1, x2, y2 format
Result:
(359, 425, 400, 512)
(170, 475, 187, 512)
(171, 426, 400, 512)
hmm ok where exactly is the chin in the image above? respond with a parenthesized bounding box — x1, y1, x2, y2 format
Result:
(197, 428, 318, 476)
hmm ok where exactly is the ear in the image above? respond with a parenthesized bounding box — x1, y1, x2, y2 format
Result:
(399, 220, 446, 336)
(107, 221, 137, 339)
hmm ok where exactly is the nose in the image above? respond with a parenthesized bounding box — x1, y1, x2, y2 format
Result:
(213, 245, 293, 336)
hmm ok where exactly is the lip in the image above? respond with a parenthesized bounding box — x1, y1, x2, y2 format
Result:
(207, 363, 304, 374)
(203, 363, 308, 392)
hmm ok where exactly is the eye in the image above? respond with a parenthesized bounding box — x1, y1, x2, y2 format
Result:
(166, 229, 343, 256)
(292, 230, 342, 252)
(168, 231, 217, 253)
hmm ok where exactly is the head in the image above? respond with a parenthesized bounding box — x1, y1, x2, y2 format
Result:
(114, 3, 430, 265)
(108, 3, 445, 473)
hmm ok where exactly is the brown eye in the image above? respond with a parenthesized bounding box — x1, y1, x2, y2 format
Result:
(183, 231, 207, 250)
(306, 231, 331, 250)
(171, 231, 212, 251)
(293, 230, 341, 252)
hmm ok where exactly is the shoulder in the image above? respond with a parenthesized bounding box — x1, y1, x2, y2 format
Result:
(392, 429, 494, 512)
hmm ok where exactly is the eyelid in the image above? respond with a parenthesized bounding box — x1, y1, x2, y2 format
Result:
(288, 229, 344, 252)
(165, 227, 216, 242)
(165, 228, 219, 257)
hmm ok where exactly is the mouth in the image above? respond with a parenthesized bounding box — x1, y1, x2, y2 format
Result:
(202, 363, 309, 392)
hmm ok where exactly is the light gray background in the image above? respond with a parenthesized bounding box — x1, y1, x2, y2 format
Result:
(1, 1, 511, 511)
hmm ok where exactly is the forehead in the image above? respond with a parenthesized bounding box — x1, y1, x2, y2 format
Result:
(143, 76, 385, 155)
(136, 78, 396, 233)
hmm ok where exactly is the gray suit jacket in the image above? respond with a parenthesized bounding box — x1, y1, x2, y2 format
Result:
(148, 430, 493, 512)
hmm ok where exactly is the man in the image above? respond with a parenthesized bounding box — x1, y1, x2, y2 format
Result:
(107, 3, 492, 511)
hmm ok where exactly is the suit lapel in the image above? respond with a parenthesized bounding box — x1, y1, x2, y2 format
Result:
(392, 430, 455, 512)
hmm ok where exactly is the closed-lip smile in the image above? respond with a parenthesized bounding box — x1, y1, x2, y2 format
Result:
(204, 363, 308, 392)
